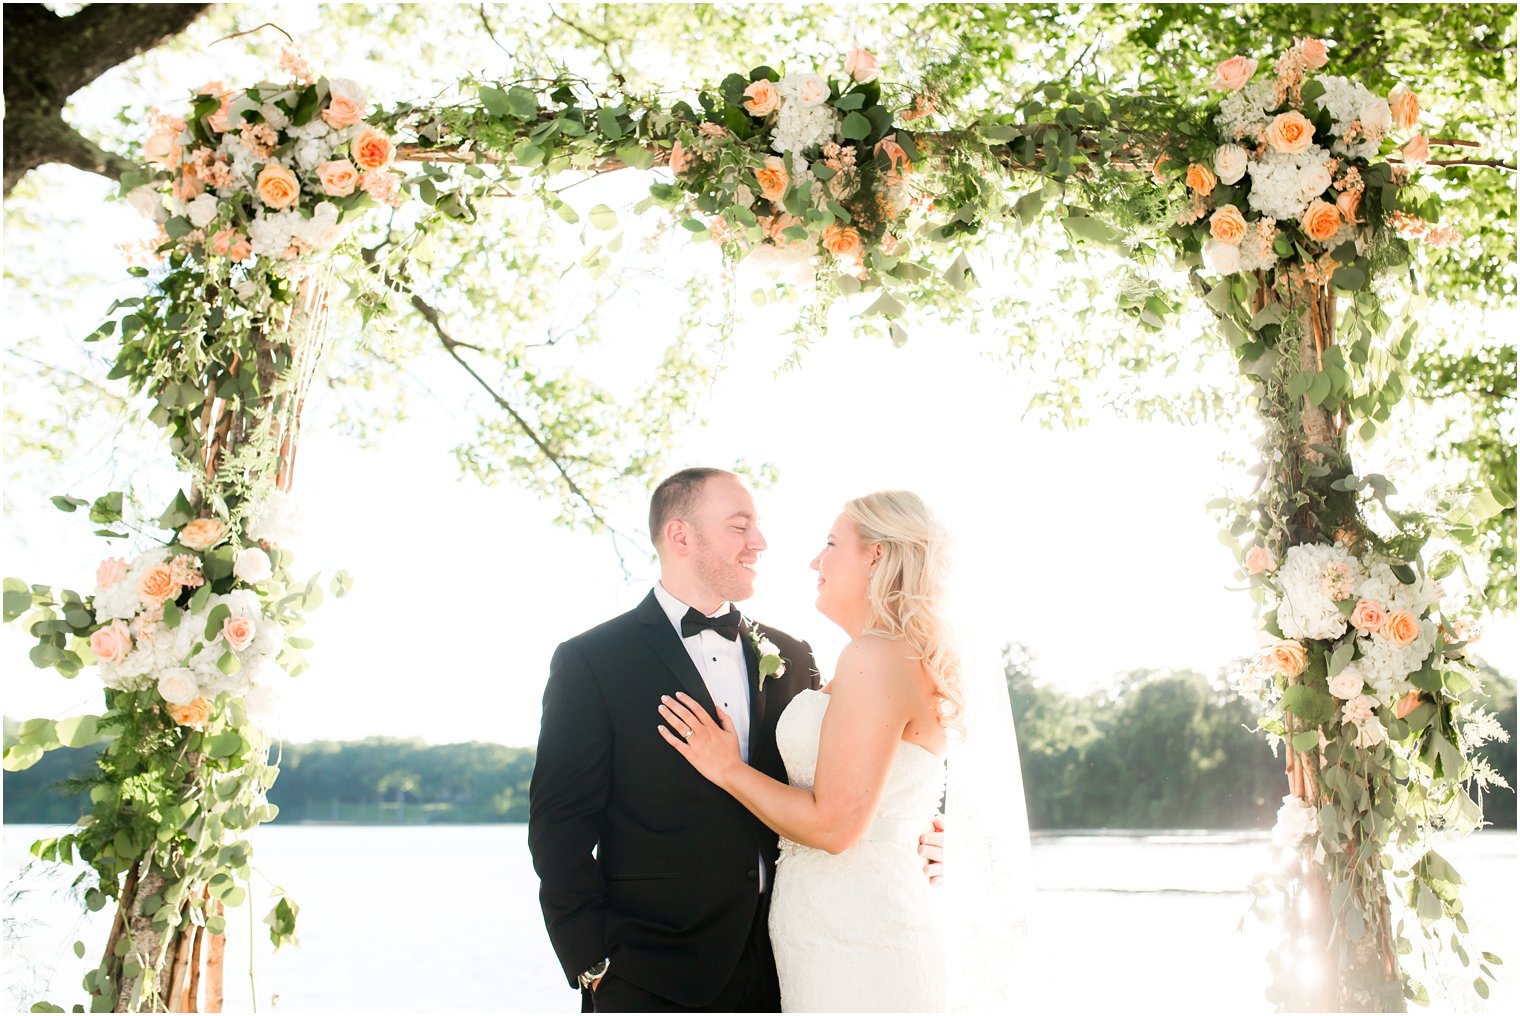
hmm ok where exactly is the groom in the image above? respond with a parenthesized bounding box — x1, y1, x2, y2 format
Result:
(529, 468, 940, 1012)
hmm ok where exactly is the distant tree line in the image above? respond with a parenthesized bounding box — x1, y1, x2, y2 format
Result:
(6, 654, 1513, 830)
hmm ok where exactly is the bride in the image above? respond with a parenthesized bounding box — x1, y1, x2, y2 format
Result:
(658, 490, 1029, 1012)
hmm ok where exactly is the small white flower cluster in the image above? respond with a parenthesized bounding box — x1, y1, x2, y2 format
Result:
(771, 73, 842, 160)
(248, 202, 344, 259)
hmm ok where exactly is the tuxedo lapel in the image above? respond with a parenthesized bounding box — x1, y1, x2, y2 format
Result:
(741, 621, 764, 760)
(633, 591, 718, 716)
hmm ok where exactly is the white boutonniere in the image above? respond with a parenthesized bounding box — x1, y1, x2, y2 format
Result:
(745, 620, 785, 685)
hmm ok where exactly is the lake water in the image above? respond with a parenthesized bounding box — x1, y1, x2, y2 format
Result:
(3, 825, 1514, 1013)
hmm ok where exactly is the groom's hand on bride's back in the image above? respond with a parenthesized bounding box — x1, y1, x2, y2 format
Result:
(919, 815, 944, 885)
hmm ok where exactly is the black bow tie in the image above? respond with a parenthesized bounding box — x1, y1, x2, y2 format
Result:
(681, 606, 742, 641)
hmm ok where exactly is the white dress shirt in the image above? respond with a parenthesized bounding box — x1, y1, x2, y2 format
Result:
(652, 582, 752, 762)
(652, 583, 768, 892)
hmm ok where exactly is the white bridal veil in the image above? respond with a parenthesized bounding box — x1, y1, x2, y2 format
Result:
(941, 596, 1037, 1010)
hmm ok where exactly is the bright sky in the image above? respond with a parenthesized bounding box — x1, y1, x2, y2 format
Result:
(3, 13, 1515, 750)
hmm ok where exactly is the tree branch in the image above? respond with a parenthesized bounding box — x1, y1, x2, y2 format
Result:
(3, 2, 213, 195)
(358, 245, 612, 531)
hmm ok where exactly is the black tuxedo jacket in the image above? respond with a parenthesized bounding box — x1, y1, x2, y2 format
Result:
(528, 591, 820, 1007)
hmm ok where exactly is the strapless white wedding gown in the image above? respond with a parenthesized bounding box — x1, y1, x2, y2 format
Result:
(768, 689, 949, 1012)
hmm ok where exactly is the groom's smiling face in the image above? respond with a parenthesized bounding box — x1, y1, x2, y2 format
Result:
(688, 474, 767, 603)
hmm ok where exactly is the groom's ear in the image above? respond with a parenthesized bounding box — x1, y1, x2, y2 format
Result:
(665, 518, 692, 555)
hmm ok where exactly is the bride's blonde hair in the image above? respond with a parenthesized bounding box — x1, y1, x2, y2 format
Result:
(844, 490, 962, 733)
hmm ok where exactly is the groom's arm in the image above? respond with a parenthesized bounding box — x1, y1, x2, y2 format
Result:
(528, 640, 613, 988)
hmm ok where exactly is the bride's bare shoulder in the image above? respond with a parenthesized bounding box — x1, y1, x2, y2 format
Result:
(832, 635, 920, 691)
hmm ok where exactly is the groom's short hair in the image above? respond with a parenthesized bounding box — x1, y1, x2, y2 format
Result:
(650, 467, 737, 547)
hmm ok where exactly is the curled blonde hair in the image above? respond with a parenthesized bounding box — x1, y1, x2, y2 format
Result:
(844, 490, 963, 733)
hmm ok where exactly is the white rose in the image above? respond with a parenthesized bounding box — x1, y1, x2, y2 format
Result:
(758, 638, 780, 657)
(1360, 98, 1392, 134)
(1213, 144, 1248, 185)
(233, 547, 274, 584)
(126, 185, 167, 222)
(187, 193, 220, 228)
(1327, 663, 1365, 700)
(328, 78, 369, 108)
(1205, 239, 1241, 274)
(793, 73, 829, 107)
(1298, 164, 1332, 200)
(260, 103, 290, 130)
(157, 668, 200, 706)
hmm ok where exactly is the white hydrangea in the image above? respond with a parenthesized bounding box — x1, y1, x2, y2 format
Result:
(1272, 794, 1319, 848)
(245, 490, 303, 545)
(1277, 542, 1360, 641)
(1357, 619, 1438, 700)
(293, 138, 328, 171)
(1312, 76, 1383, 159)
(1246, 147, 1333, 222)
(1215, 79, 1276, 140)
(94, 548, 169, 622)
(771, 101, 839, 159)
(248, 204, 346, 259)
(1357, 562, 1439, 616)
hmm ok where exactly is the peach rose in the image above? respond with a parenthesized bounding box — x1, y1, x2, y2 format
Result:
(144, 128, 182, 169)
(1210, 204, 1248, 245)
(179, 517, 229, 551)
(168, 697, 212, 728)
(1349, 599, 1386, 634)
(743, 79, 781, 117)
(844, 48, 881, 83)
(317, 159, 360, 197)
(137, 563, 180, 606)
(97, 557, 129, 589)
(323, 94, 366, 130)
(1300, 199, 1342, 243)
(90, 619, 132, 664)
(222, 615, 257, 653)
(821, 223, 863, 261)
(669, 140, 692, 175)
(1210, 56, 1259, 91)
(755, 156, 789, 202)
(762, 211, 804, 246)
(1185, 163, 1217, 195)
(874, 135, 911, 174)
(1394, 690, 1424, 719)
(1335, 188, 1362, 225)
(1388, 86, 1420, 130)
(209, 228, 252, 262)
(351, 128, 394, 171)
(1266, 111, 1315, 154)
(173, 172, 205, 203)
(1268, 639, 1308, 678)
(1244, 544, 1276, 574)
(1402, 134, 1430, 166)
(255, 163, 300, 210)
(1298, 38, 1330, 70)
(1382, 610, 1421, 648)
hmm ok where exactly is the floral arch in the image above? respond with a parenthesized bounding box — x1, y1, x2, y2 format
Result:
(4, 37, 1512, 1014)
